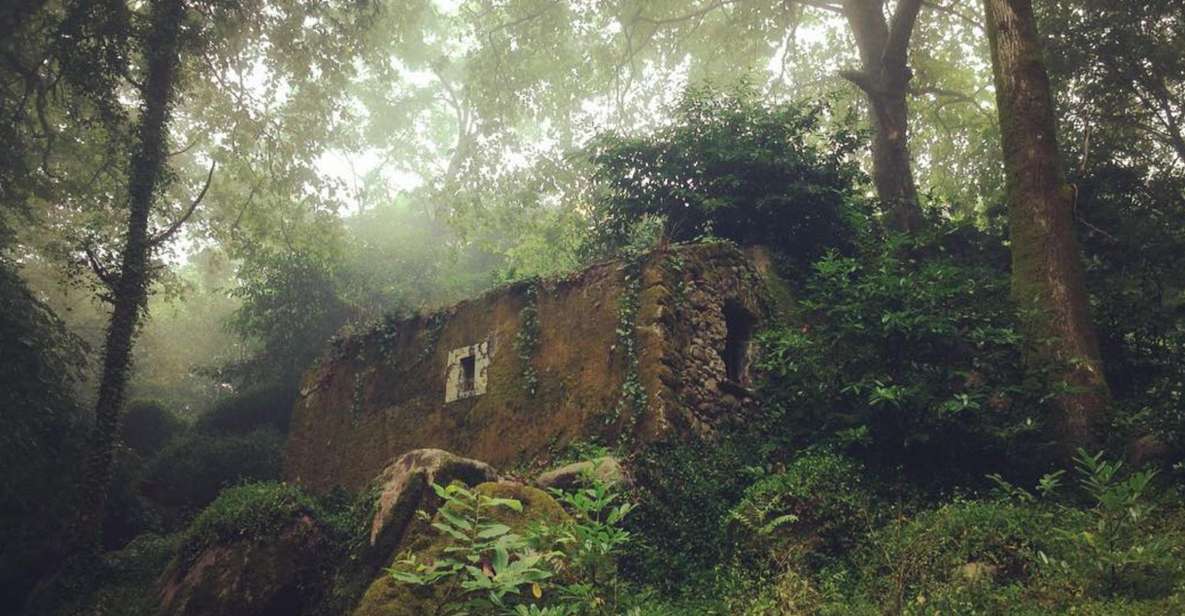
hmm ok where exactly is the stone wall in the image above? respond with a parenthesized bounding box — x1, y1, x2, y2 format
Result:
(284, 243, 768, 493)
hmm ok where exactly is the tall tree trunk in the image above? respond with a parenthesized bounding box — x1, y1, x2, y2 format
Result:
(982, 0, 1109, 456)
(74, 0, 184, 552)
(840, 0, 926, 234)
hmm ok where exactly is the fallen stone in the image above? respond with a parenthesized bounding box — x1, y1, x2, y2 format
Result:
(354, 482, 568, 616)
(534, 457, 628, 491)
(157, 514, 326, 616)
(368, 449, 499, 562)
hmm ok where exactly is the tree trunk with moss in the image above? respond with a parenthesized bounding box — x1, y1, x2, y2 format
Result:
(983, 0, 1109, 455)
(840, 0, 926, 234)
(74, 0, 185, 552)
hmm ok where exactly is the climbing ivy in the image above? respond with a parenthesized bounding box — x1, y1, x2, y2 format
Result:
(417, 312, 445, 364)
(610, 257, 647, 443)
(514, 278, 542, 397)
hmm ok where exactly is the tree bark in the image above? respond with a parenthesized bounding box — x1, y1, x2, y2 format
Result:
(982, 0, 1109, 456)
(840, 0, 926, 234)
(74, 0, 185, 552)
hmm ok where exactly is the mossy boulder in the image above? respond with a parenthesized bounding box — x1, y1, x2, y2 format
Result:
(352, 482, 568, 616)
(368, 449, 499, 563)
(156, 482, 331, 616)
(534, 456, 627, 491)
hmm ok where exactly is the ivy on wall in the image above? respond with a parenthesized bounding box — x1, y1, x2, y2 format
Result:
(610, 257, 647, 443)
(514, 278, 542, 397)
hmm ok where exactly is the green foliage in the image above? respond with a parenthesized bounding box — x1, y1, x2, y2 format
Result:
(543, 477, 635, 611)
(515, 279, 542, 397)
(177, 481, 319, 569)
(389, 475, 639, 616)
(609, 258, 646, 435)
(25, 533, 180, 616)
(194, 383, 297, 436)
(139, 429, 283, 518)
(229, 251, 354, 385)
(993, 449, 1183, 599)
(622, 437, 757, 592)
(843, 498, 1049, 614)
(388, 482, 558, 615)
(119, 400, 185, 457)
(0, 262, 90, 608)
(728, 449, 871, 568)
(586, 84, 865, 267)
(756, 228, 1048, 480)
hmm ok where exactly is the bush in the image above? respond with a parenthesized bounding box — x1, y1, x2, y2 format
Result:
(0, 262, 89, 609)
(584, 83, 865, 268)
(622, 437, 757, 592)
(120, 400, 185, 457)
(849, 498, 1049, 610)
(24, 533, 179, 616)
(728, 449, 872, 569)
(140, 429, 283, 520)
(194, 383, 297, 435)
(756, 228, 1051, 483)
(177, 481, 320, 568)
(101, 445, 163, 551)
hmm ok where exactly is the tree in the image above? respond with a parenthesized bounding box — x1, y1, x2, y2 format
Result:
(982, 0, 1109, 454)
(836, 0, 926, 232)
(74, 0, 189, 552)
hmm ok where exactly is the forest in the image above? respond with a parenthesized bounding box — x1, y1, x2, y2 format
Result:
(2, 0, 1184, 614)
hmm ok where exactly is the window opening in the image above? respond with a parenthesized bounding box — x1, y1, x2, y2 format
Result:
(722, 302, 754, 385)
(460, 355, 476, 394)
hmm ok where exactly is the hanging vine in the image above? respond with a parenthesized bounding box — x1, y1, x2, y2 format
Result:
(610, 257, 647, 442)
(514, 278, 541, 396)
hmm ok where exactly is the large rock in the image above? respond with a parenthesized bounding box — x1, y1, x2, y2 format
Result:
(353, 482, 568, 616)
(533, 456, 628, 491)
(157, 514, 326, 616)
(368, 449, 499, 562)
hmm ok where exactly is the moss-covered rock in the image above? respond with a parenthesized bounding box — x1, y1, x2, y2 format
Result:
(533, 456, 627, 491)
(352, 482, 568, 616)
(368, 449, 499, 563)
(157, 482, 331, 616)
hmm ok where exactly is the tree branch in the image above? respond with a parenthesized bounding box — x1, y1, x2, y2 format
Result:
(920, 0, 983, 31)
(148, 160, 215, 248)
(840, 68, 876, 94)
(884, 0, 924, 69)
(84, 245, 119, 291)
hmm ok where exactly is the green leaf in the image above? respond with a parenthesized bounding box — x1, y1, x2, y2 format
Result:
(477, 523, 511, 538)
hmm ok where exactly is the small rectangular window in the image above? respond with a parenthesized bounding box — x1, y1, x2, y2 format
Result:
(460, 355, 476, 393)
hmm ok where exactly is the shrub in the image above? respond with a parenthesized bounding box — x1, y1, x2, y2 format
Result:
(388, 476, 635, 616)
(756, 228, 1050, 483)
(991, 450, 1185, 600)
(584, 83, 865, 268)
(728, 449, 872, 569)
(24, 533, 179, 616)
(0, 262, 89, 609)
(194, 383, 296, 435)
(621, 437, 757, 592)
(140, 428, 283, 520)
(120, 400, 185, 457)
(852, 498, 1049, 610)
(177, 481, 320, 568)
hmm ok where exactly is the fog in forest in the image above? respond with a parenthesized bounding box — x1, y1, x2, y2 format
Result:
(3, 1, 1185, 614)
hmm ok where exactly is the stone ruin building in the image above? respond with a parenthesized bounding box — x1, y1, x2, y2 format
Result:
(284, 242, 774, 493)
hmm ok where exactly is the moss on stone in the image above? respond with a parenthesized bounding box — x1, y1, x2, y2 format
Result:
(352, 482, 568, 616)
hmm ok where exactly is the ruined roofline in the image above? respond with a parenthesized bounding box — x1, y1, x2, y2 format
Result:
(323, 240, 761, 360)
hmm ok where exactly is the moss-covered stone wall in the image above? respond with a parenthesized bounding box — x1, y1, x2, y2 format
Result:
(284, 243, 768, 493)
